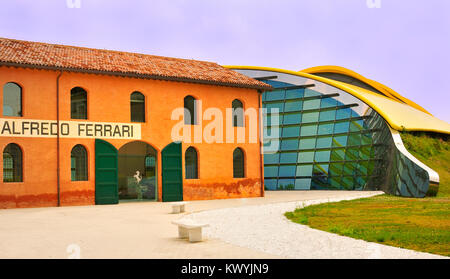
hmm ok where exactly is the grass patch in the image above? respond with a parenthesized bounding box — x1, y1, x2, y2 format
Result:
(285, 132, 450, 257)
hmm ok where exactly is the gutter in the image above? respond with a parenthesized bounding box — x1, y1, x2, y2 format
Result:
(258, 90, 265, 197)
(56, 71, 63, 206)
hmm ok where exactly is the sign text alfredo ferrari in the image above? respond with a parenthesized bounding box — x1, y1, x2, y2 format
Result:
(0, 118, 141, 139)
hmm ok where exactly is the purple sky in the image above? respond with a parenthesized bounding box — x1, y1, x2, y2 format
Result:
(1, 0, 449, 122)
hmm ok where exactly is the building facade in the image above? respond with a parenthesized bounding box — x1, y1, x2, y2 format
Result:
(228, 66, 450, 198)
(0, 38, 270, 209)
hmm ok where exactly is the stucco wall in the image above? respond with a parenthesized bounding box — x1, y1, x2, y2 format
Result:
(0, 66, 264, 209)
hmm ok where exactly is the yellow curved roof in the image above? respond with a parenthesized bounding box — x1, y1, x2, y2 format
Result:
(301, 65, 431, 115)
(225, 65, 450, 135)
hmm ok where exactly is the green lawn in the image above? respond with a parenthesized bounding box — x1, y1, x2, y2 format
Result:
(285, 132, 450, 257)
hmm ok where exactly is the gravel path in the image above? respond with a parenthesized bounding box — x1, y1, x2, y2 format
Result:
(180, 192, 446, 259)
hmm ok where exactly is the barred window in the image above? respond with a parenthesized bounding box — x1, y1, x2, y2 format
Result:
(185, 147, 198, 179)
(131, 92, 145, 122)
(3, 143, 22, 182)
(71, 87, 87, 119)
(3, 82, 22, 117)
(71, 145, 88, 181)
(233, 148, 245, 178)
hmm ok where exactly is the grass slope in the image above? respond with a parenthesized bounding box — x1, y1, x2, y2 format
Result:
(285, 132, 450, 256)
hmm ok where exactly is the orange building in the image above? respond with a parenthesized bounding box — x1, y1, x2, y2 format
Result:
(0, 38, 271, 209)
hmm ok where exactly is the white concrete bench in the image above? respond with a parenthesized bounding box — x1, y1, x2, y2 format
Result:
(171, 202, 188, 214)
(172, 219, 209, 242)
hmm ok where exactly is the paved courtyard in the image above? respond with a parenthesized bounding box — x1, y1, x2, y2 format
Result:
(0, 191, 445, 259)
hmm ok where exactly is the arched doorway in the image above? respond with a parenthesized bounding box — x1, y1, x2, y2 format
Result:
(118, 141, 157, 201)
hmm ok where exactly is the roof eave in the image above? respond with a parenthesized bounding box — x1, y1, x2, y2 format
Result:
(0, 61, 272, 91)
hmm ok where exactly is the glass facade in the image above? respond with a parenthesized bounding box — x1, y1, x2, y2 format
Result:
(235, 69, 433, 197)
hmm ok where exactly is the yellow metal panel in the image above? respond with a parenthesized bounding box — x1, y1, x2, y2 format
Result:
(300, 65, 432, 115)
(224, 65, 450, 135)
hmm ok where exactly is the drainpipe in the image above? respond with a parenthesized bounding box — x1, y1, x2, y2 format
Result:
(258, 90, 265, 197)
(56, 71, 63, 206)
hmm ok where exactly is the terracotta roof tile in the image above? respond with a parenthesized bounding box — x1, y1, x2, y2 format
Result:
(0, 37, 271, 90)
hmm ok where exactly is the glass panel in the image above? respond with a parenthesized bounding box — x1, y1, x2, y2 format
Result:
(281, 139, 299, 151)
(265, 102, 284, 113)
(302, 111, 319, 123)
(296, 164, 313, 176)
(284, 100, 302, 112)
(332, 135, 347, 147)
(336, 108, 351, 120)
(265, 114, 282, 127)
(361, 133, 372, 145)
(348, 133, 361, 146)
(303, 99, 321, 110)
(265, 90, 285, 101)
(264, 166, 279, 178)
(279, 165, 296, 177)
(280, 153, 297, 164)
(334, 121, 350, 134)
(298, 151, 314, 163)
(278, 179, 295, 190)
(264, 153, 280, 164)
(319, 110, 336, 122)
(282, 126, 300, 138)
(264, 179, 278, 190)
(318, 123, 334, 135)
(345, 147, 359, 161)
(299, 138, 316, 150)
(300, 125, 317, 136)
(315, 150, 331, 162)
(350, 120, 364, 132)
(283, 113, 301, 125)
(313, 164, 329, 176)
(285, 89, 304, 99)
(304, 89, 321, 97)
(329, 163, 344, 176)
(316, 136, 332, 149)
(320, 98, 337, 108)
(331, 149, 346, 161)
(295, 178, 311, 190)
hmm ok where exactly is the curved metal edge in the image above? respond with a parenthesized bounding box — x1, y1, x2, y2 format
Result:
(389, 127, 439, 184)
